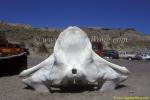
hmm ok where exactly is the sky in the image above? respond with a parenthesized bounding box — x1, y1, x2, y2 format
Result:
(0, 0, 150, 34)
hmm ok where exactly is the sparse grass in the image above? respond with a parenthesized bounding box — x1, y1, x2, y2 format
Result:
(37, 43, 49, 54)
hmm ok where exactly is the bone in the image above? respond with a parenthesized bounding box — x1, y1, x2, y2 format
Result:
(19, 26, 130, 92)
(92, 51, 130, 75)
(19, 54, 54, 77)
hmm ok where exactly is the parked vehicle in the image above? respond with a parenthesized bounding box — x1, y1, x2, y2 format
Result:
(103, 50, 119, 59)
(129, 53, 150, 61)
(131, 54, 142, 60)
(140, 54, 150, 60)
(119, 52, 136, 60)
(147, 54, 150, 61)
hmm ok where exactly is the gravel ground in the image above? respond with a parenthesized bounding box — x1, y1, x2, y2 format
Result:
(0, 56, 150, 100)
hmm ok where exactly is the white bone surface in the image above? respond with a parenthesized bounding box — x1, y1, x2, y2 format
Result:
(20, 26, 130, 92)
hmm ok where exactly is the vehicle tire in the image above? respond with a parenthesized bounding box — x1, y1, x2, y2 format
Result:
(128, 57, 132, 61)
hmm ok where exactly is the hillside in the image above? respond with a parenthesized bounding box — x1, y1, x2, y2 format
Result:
(83, 27, 150, 51)
(0, 22, 150, 54)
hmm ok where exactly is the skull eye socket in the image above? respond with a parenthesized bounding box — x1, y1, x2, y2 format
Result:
(72, 68, 77, 74)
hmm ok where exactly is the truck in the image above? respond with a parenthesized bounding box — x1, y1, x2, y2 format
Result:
(119, 51, 136, 60)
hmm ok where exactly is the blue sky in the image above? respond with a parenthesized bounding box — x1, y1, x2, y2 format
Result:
(0, 0, 150, 34)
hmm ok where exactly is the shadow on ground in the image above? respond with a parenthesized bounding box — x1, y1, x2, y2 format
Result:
(23, 84, 126, 93)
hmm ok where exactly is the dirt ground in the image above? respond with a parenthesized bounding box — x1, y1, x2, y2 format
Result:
(0, 56, 150, 100)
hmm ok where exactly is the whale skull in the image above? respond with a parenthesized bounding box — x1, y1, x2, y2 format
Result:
(20, 26, 130, 92)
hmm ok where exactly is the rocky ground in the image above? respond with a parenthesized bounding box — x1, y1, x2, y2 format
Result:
(0, 56, 150, 100)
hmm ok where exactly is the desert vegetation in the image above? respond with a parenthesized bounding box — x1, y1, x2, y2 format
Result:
(0, 21, 150, 54)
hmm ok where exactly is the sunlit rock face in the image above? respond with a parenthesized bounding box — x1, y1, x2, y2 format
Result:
(20, 26, 130, 92)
